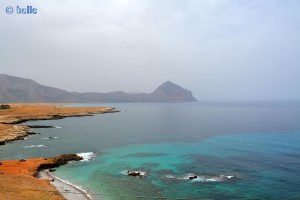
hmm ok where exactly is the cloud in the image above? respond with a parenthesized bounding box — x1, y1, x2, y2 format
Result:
(1, 0, 299, 100)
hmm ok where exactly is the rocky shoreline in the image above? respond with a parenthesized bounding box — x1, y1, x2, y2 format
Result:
(0, 104, 117, 199)
(0, 154, 85, 200)
(0, 104, 118, 145)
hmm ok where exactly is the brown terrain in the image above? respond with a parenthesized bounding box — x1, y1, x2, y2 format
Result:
(0, 154, 82, 200)
(0, 103, 117, 199)
(0, 103, 117, 144)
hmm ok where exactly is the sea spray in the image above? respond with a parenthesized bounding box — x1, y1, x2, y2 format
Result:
(42, 136, 59, 140)
(166, 174, 235, 182)
(77, 152, 97, 161)
(24, 144, 47, 148)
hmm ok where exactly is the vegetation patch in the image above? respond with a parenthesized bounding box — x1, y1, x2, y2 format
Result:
(0, 104, 10, 109)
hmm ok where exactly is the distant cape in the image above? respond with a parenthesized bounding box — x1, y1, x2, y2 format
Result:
(0, 74, 197, 103)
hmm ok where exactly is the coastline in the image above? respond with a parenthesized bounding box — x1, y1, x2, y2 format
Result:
(0, 103, 117, 199)
(0, 154, 83, 200)
(39, 170, 93, 200)
(0, 103, 118, 145)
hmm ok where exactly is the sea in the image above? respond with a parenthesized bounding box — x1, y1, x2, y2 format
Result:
(1, 102, 300, 200)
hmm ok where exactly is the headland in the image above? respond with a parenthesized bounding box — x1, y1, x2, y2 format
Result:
(0, 103, 117, 145)
(0, 154, 90, 200)
(0, 103, 117, 199)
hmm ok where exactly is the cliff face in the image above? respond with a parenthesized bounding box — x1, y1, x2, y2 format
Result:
(0, 74, 197, 103)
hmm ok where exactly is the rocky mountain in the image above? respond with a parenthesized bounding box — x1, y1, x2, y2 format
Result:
(0, 74, 197, 103)
(145, 81, 196, 102)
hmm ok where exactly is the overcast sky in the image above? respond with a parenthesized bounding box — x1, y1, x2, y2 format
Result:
(1, 0, 300, 101)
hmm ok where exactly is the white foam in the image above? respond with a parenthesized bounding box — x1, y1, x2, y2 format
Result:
(192, 175, 235, 183)
(166, 174, 196, 180)
(166, 174, 176, 179)
(55, 126, 62, 129)
(120, 170, 128, 175)
(199, 176, 220, 182)
(166, 174, 235, 183)
(225, 175, 234, 179)
(42, 136, 59, 140)
(139, 171, 146, 176)
(24, 144, 47, 148)
(49, 173, 92, 199)
(77, 152, 96, 161)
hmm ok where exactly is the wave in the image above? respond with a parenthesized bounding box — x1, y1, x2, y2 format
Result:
(77, 152, 96, 161)
(24, 144, 47, 148)
(166, 174, 235, 182)
(42, 136, 59, 140)
(166, 174, 190, 180)
(191, 175, 234, 182)
(49, 173, 92, 199)
(54, 126, 62, 129)
(120, 170, 129, 175)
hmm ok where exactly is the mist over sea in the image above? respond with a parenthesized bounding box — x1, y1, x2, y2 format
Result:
(1, 102, 300, 199)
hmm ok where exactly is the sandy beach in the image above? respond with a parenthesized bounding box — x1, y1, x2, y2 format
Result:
(0, 154, 88, 200)
(39, 170, 92, 200)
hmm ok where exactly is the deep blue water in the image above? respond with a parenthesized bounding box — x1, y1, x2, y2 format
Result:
(1, 102, 300, 199)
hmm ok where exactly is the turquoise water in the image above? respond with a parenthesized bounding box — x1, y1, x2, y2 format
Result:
(1, 102, 300, 199)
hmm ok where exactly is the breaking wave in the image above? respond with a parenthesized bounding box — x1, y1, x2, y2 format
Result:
(42, 136, 59, 140)
(77, 152, 97, 161)
(24, 144, 47, 148)
(166, 174, 235, 182)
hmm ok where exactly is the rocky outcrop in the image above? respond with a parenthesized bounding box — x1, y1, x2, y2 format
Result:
(143, 81, 197, 102)
(37, 154, 83, 174)
(126, 170, 147, 178)
(188, 175, 198, 180)
(0, 104, 118, 145)
(0, 154, 84, 200)
(27, 125, 56, 128)
(0, 124, 36, 145)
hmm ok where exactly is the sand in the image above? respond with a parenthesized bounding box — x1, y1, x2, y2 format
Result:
(39, 170, 92, 200)
(0, 155, 95, 200)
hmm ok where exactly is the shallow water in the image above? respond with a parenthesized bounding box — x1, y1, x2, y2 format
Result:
(1, 102, 300, 199)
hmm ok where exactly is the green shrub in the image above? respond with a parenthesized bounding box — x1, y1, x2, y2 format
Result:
(0, 104, 10, 109)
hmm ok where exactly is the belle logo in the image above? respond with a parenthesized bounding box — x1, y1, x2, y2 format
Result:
(5, 5, 37, 14)
(17, 6, 37, 14)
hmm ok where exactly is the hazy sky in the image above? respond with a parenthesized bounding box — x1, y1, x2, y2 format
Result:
(1, 0, 300, 101)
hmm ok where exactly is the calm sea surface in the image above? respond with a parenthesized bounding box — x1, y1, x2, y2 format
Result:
(1, 102, 300, 199)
